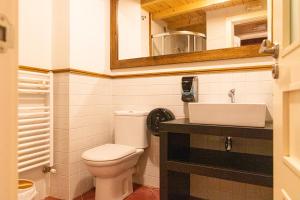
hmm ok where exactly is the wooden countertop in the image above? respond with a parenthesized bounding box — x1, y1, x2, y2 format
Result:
(160, 118, 273, 140)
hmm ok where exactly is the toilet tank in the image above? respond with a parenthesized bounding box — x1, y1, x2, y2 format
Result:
(114, 111, 148, 149)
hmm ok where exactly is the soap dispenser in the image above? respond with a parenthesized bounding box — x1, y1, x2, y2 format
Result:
(181, 76, 198, 102)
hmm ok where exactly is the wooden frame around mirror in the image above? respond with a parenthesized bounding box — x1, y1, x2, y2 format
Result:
(110, 0, 269, 69)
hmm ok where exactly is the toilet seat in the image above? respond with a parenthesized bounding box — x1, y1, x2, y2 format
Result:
(82, 144, 136, 162)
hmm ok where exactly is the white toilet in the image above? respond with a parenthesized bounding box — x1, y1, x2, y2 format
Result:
(82, 110, 149, 200)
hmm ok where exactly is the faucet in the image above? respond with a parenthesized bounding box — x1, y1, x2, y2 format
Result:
(228, 88, 236, 103)
(225, 137, 232, 152)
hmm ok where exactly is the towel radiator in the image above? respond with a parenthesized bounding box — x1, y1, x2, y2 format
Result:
(17, 69, 53, 173)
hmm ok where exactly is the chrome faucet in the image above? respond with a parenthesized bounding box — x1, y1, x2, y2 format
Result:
(228, 89, 236, 103)
(225, 137, 232, 152)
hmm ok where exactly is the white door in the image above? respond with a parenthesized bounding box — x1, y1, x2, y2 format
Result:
(0, 0, 18, 199)
(273, 0, 300, 199)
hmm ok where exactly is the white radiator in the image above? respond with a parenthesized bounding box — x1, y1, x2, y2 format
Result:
(18, 70, 53, 173)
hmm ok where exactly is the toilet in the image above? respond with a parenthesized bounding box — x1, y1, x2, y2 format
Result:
(82, 110, 149, 200)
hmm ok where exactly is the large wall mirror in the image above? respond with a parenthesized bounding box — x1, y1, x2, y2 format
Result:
(111, 0, 272, 69)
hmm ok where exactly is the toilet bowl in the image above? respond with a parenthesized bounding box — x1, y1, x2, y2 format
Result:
(82, 111, 148, 200)
(82, 144, 144, 200)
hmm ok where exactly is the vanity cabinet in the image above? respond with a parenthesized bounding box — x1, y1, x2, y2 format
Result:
(159, 118, 273, 200)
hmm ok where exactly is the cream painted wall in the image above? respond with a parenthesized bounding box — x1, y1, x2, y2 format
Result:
(19, 0, 52, 69)
(207, 5, 248, 50)
(52, 0, 110, 73)
(206, 5, 245, 50)
(69, 0, 110, 73)
(19, 0, 110, 73)
(118, 0, 149, 60)
(52, 0, 69, 68)
(206, 5, 267, 50)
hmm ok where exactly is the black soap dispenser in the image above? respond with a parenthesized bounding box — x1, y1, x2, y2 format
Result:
(181, 76, 198, 102)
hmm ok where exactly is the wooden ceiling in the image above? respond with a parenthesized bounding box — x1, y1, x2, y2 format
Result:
(164, 11, 206, 30)
(234, 19, 267, 36)
(142, 0, 263, 20)
(142, 0, 265, 31)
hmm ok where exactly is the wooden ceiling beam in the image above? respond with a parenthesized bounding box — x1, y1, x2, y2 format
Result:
(167, 15, 206, 30)
(141, 0, 165, 8)
(152, 0, 231, 20)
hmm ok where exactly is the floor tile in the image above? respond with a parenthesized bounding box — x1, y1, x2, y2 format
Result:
(45, 198, 61, 200)
(47, 184, 159, 200)
(126, 185, 159, 200)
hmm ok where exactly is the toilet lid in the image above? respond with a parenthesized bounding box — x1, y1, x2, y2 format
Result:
(82, 144, 136, 162)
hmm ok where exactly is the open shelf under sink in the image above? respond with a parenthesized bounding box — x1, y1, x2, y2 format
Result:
(167, 148, 273, 187)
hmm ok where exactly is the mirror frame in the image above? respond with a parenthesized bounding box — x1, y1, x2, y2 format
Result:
(110, 0, 269, 69)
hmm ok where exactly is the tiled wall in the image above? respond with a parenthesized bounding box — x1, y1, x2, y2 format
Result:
(51, 69, 273, 199)
(51, 73, 70, 199)
(111, 70, 273, 199)
(112, 76, 186, 187)
(68, 74, 112, 199)
(51, 73, 112, 200)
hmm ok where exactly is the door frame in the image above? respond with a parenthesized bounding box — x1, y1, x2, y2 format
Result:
(0, 0, 18, 199)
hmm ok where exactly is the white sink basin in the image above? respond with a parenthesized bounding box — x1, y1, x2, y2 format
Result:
(188, 103, 267, 127)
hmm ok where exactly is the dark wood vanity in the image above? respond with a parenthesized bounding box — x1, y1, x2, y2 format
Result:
(159, 118, 273, 200)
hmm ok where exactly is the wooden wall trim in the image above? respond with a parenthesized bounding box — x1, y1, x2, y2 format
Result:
(19, 65, 273, 79)
(53, 68, 112, 79)
(110, 0, 119, 67)
(19, 65, 50, 73)
(112, 65, 273, 79)
(111, 45, 268, 69)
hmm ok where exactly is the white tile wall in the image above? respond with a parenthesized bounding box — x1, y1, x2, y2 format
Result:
(51, 73, 112, 200)
(51, 73, 70, 199)
(111, 70, 273, 198)
(68, 74, 112, 199)
(51, 69, 273, 199)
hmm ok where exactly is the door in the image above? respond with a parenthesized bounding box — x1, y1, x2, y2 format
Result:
(273, 0, 300, 199)
(0, 0, 18, 199)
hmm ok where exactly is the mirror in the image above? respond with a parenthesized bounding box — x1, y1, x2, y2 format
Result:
(112, 0, 271, 68)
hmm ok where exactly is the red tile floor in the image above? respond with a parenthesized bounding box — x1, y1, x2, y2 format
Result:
(45, 185, 159, 200)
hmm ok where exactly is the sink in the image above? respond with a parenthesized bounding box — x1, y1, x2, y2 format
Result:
(188, 103, 267, 127)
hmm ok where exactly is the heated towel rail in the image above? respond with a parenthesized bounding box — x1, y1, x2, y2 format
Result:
(18, 69, 53, 173)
